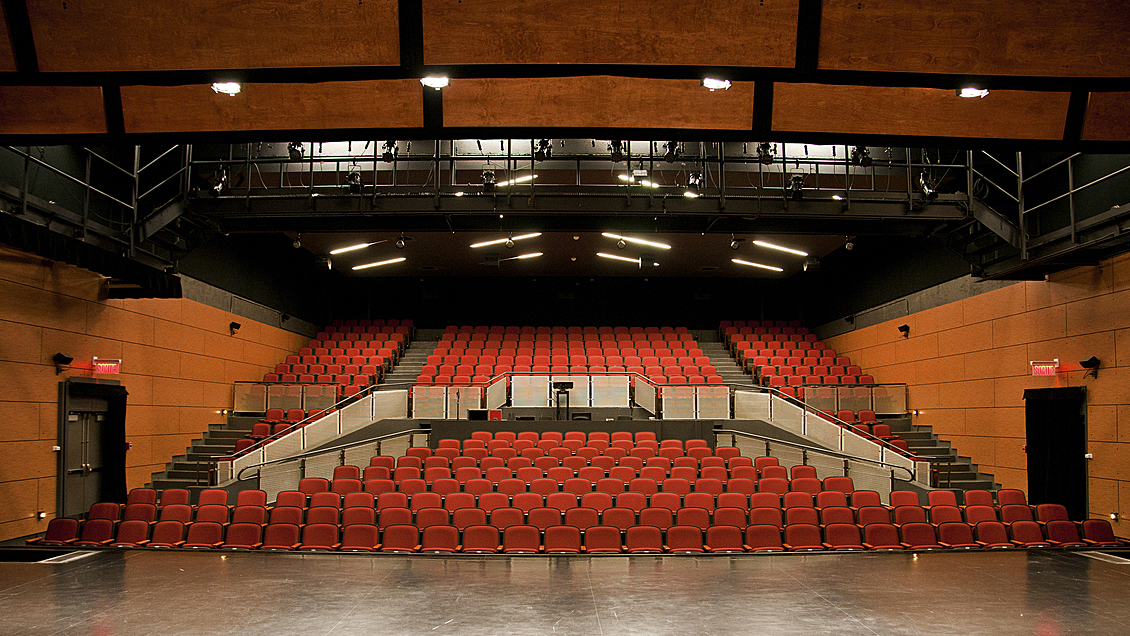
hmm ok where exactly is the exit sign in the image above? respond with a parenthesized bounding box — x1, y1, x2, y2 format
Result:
(1030, 359, 1059, 376)
(93, 357, 121, 374)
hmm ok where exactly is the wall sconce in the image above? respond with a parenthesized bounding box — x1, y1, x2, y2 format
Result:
(897, 324, 910, 338)
(1080, 356, 1100, 379)
(52, 352, 73, 375)
(229, 322, 241, 336)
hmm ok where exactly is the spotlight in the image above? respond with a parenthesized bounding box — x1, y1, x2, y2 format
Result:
(211, 167, 228, 197)
(345, 167, 363, 194)
(382, 141, 397, 162)
(609, 141, 624, 163)
(851, 146, 872, 167)
(730, 238, 742, 250)
(1080, 356, 1101, 378)
(287, 142, 304, 161)
(395, 237, 406, 250)
(845, 239, 854, 251)
(663, 141, 681, 163)
(919, 172, 938, 202)
(505, 237, 515, 249)
(685, 172, 704, 198)
(52, 352, 73, 375)
(293, 233, 302, 249)
(230, 322, 241, 336)
(617, 239, 626, 249)
(482, 170, 496, 194)
(756, 142, 774, 165)
(534, 139, 552, 162)
(898, 324, 910, 338)
(790, 174, 805, 201)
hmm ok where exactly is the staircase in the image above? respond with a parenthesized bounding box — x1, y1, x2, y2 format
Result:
(890, 415, 998, 491)
(383, 329, 441, 386)
(694, 330, 754, 387)
(147, 415, 258, 501)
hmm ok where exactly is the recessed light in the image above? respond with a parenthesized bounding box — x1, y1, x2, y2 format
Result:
(752, 240, 808, 257)
(470, 232, 541, 249)
(601, 233, 671, 250)
(352, 257, 406, 270)
(732, 259, 783, 272)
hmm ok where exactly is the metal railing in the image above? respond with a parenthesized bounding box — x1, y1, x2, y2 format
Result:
(236, 427, 430, 482)
(716, 428, 916, 484)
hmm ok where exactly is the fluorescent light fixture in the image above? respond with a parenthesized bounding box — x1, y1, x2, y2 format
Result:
(752, 240, 808, 257)
(211, 82, 241, 96)
(496, 174, 537, 187)
(352, 257, 406, 270)
(732, 259, 784, 272)
(684, 190, 700, 198)
(618, 174, 660, 188)
(601, 233, 671, 250)
(702, 78, 732, 91)
(598, 252, 642, 265)
(958, 87, 989, 98)
(329, 242, 377, 255)
(421, 76, 449, 89)
(516, 252, 542, 259)
(470, 232, 542, 248)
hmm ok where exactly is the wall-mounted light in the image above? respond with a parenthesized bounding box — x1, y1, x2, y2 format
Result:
(229, 322, 241, 336)
(52, 352, 73, 375)
(421, 76, 449, 90)
(958, 87, 989, 98)
(210, 82, 241, 96)
(898, 324, 910, 338)
(1080, 356, 1101, 379)
(702, 78, 731, 91)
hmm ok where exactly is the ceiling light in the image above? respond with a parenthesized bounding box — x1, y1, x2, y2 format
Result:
(601, 233, 671, 250)
(287, 142, 303, 161)
(757, 142, 774, 165)
(534, 139, 552, 162)
(470, 232, 542, 249)
(730, 238, 742, 250)
(832, 193, 845, 201)
(352, 257, 407, 270)
(598, 252, 642, 265)
(293, 233, 301, 248)
(958, 87, 989, 98)
(789, 174, 805, 201)
(752, 240, 808, 257)
(211, 82, 241, 96)
(702, 78, 731, 91)
(609, 141, 625, 163)
(395, 236, 407, 249)
(496, 174, 537, 187)
(663, 141, 681, 163)
(421, 76, 449, 89)
(500, 252, 543, 262)
(851, 146, 872, 167)
(482, 170, 496, 193)
(329, 242, 377, 255)
(732, 259, 783, 272)
(684, 172, 704, 198)
(382, 141, 397, 162)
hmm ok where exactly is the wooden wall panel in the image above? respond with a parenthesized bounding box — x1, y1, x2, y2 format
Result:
(26, 0, 400, 72)
(1081, 92, 1130, 142)
(444, 77, 754, 130)
(772, 83, 1070, 140)
(819, 0, 1130, 77)
(423, 0, 799, 67)
(0, 5, 17, 72)
(120, 80, 423, 133)
(0, 87, 107, 135)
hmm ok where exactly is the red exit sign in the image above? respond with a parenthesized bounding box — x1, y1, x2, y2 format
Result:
(1030, 359, 1059, 376)
(93, 357, 121, 374)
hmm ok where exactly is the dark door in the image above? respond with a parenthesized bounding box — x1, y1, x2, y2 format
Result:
(61, 403, 108, 518)
(1023, 387, 1087, 520)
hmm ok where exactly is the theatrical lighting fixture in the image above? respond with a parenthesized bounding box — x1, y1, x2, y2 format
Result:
(470, 233, 542, 249)
(730, 237, 742, 250)
(382, 141, 397, 162)
(732, 259, 783, 272)
(702, 78, 731, 91)
(352, 257, 407, 270)
(229, 322, 241, 335)
(845, 239, 854, 251)
(482, 170, 496, 193)
(684, 172, 704, 198)
(395, 235, 407, 249)
(752, 240, 808, 257)
(499, 252, 543, 262)
(897, 324, 910, 338)
(919, 172, 938, 202)
(663, 141, 681, 163)
(790, 174, 805, 201)
(851, 146, 872, 167)
(421, 76, 449, 89)
(757, 142, 774, 165)
(345, 167, 363, 194)
(1080, 356, 1101, 378)
(802, 257, 821, 273)
(211, 167, 228, 197)
(211, 82, 241, 96)
(287, 142, 304, 161)
(598, 252, 642, 265)
(609, 140, 625, 163)
(601, 233, 671, 250)
(329, 242, 378, 255)
(293, 233, 302, 249)
(617, 174, 660, 188)
(315, 257, 332, 270)
(958, 87, 989, 98)
(52, 352, 73, 374)
(534, 139, 552, 162)
(496, 174, 537, 187)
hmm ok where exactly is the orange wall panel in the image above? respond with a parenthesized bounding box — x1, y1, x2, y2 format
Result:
(0, 4, 16, 71)
(1082, 92, 1130, 142)
(0, 86, 107, 135)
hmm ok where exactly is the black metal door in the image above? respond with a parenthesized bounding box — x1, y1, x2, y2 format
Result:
(1024, 387, 1087, 520)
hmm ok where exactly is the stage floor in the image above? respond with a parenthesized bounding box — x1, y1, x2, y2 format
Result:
(2, 549, 1130, 635)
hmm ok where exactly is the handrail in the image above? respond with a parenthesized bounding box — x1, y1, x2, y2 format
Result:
(236, 428, 430, 481)
(715, 428, 916, 481)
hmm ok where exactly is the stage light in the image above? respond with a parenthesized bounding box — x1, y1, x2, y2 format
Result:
(211, 167, 228, 197)
(352, 257, 407, 270)
(534, 139, 552, 162)
(958, 87, 989, 98)
(382, 141, 397, 162)
(732, 259, 783, 272)
(211, 82, 241, 96)
(757, 142, 774, 165)
(702, 78, 731, 91)
(790, 174, 805, 201)
(730, 238, 742, 250)
(345, 167, 363, 194)
(601, 233, 671, 250)
(329, 242, 376, 255)
(395, 236, 407, 249)
(287, 142, 304, 161)
(292, 233, 301, 249)
(685, 172, 704, 198)
(470, 233, 541, 249)
(421, 76, 449, 89)
(752, 240, 808, 257)
(851, 146, 872, 167)
(919, 172, 939, 202)
(609, 140, 624, 163)
(598, 252, 642, 265)
(663, 141, 681, 163)
(482, 170, 496, 193)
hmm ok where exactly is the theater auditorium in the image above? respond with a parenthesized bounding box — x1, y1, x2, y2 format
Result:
(2, 2, 1130, 635)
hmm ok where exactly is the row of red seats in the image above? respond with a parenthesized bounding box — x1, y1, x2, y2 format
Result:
(276, 362, 384, 377)
(736, 345, 834, 364)
(427, 354, 711, 368)
(445, 325, 691, 334)
(416, 373, 724, 386)
(262, 373, 375, 386)
(314, 329, 409, 342)
(291, 346, 401, 364)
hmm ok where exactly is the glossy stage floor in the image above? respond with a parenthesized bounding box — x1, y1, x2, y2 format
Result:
(3, 549, 1130, 636)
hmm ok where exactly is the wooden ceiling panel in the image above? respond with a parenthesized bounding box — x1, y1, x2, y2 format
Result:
(444, 77, 754, 130)
(0, 5, 17, 72)
(26, 0, 400, 72)
(773, 84, 1070, 140)
(423, 0, 799, 67)
(1081, 93, 1130, 141)
(120, 80, 423, 134)
(0, 87, 107, 135)
(820, 0, 1130, 77)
